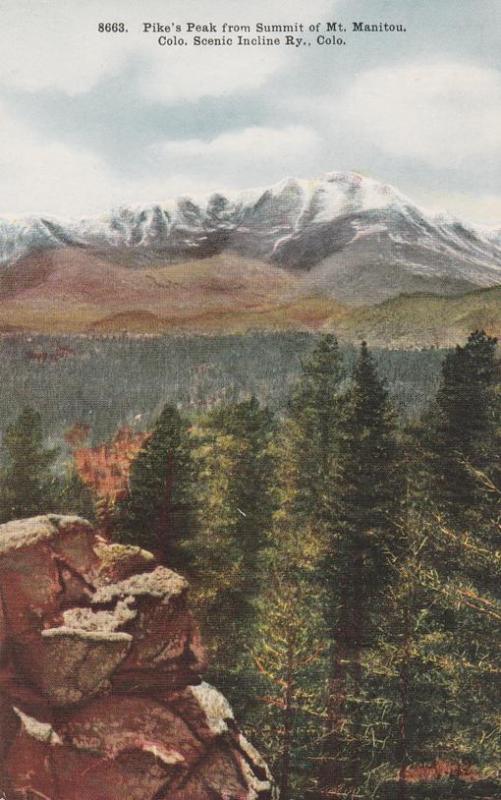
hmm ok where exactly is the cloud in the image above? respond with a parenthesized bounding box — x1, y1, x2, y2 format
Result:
(0, 103, 111, 216)
(340, 61, 501, 168)
(414, 190, 501, 226)
(0, 0, 333, 102)
(0, 102, 196, 217)
(1, 2, 500, 224)
(0, 2, 128, 96)
(0, 102, 167, 216)
(156, 125, 319, 160)
(151, 125, 321, 188)
(0, 97, 320, 217)
(138, 46, 284, 105)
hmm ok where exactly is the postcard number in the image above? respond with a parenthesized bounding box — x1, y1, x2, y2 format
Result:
(98, 22, 128, 33)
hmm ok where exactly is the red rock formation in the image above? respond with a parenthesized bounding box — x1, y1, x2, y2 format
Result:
(0, 515, 276, 800)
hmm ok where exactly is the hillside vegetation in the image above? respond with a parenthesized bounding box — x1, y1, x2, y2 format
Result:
(0, 245, 499, 346)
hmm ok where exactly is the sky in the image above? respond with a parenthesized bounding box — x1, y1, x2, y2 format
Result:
(0, 0, 500, 224)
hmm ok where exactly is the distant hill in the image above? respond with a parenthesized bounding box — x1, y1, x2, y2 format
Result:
(336, 286, 501, 347)
(0, 239, 498, 346)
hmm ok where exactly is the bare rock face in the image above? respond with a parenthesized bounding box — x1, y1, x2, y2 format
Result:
(0, 515, 276, 800)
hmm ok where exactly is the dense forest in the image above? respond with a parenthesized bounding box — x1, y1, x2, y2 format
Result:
(0, 330, 499, 800)
(0, 332, 445, 447)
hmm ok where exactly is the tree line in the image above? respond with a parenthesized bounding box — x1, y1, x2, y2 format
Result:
(0, 330, 499, 800)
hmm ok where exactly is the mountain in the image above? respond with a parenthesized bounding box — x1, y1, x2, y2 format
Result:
(2, 172, 501, 303)
(0, 172, 500, 342)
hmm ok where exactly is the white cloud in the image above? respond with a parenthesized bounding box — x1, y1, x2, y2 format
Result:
(0, 2, 128, 95)
(0, 103, 166, 216)
(0, 100, 320, 217)
(340, 61, 501, 168)
(0, 103, 110, 216)
(139, 47, 284, 105)
(0, 0, 333, 101)
(151, 125, 321, 188)
(157, 125, 319, 160)
(414, 190, 501, 226)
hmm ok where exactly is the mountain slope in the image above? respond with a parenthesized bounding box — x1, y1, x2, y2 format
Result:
(0, 240, 498, 347)
(336, 286, 501, 347)
(0, 248, 306, 333)
(1, 172, 501, 307)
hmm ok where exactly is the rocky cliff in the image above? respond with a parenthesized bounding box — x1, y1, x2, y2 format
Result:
(0, 515, 276, 800)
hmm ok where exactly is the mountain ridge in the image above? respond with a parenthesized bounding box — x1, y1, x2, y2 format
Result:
(1, 171, 501, 304)
(1, 171, 500, 342)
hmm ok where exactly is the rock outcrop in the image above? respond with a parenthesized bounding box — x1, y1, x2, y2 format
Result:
(0, 515, 276, 800)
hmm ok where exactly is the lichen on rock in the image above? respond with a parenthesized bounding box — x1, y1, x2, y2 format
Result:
(0, 515, 276, 800)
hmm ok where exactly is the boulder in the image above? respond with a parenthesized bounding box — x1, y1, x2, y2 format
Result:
(0, 515, 276, 800)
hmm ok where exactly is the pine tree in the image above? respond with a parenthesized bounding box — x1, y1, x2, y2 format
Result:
(372, 414, 501, 800)
(116, 404, 197, 572)
(428, 330, 498, 524)
(318, 342, 404, 797)
(251, 549, 326, 800)
(58, 466, 96, 521)
(0, 407, 60, 522)
(247, 334, 342, 796)
(191, 396, 275, 712)
(258, 334, 344, 796)
(288, 333, 346, 519)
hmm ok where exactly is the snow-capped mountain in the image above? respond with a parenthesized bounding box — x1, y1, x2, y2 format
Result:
(1, 172, 501, 304)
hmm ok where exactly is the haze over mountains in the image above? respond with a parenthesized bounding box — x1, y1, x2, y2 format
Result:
(0, 171, 500, 344)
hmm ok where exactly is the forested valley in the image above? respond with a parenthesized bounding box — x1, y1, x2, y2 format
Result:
(0, 331, 499, 800)
(0, 332, 446, 446)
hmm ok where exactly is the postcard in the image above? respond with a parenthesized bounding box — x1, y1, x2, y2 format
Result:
(0, 2, 499, 799)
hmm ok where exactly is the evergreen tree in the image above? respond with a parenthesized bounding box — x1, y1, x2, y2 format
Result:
(288, 333, 345, 519)
(0, 407, 60, 522)
(318, 342, 404, 797)
(191, 396, 275, 712)
(58, 466, 96, 521)
(116, 404, 196, 572)
(228, 335, 345, 790)
(251, 550, 326, 800)
(369, 413, 501, 800)
(428, 330, 498, 524)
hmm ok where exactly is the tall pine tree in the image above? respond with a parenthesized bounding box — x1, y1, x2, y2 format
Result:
(247, 335, 346, 797)
(427, 330, 498, 524)
(116, 404, 197, 572)
(0, 407, 60, 522)
(191, 396, 275, 713)
(251, 544, 326, 800)
(288, 333, 345, 519)
(318, 342, 404, 798)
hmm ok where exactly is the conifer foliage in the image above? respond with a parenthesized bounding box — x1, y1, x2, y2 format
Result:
(428, 329, 498, 523)
(116, 403, 197, 571)
(191, 396, 275, 711)
(58, 466, 96, 521)
(0, 407, 60, 522)
(317, 341, 404, 796)
(0, 331, 499, 800)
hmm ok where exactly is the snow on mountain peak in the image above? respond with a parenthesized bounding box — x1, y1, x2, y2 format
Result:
(0, 171, 500, 305)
